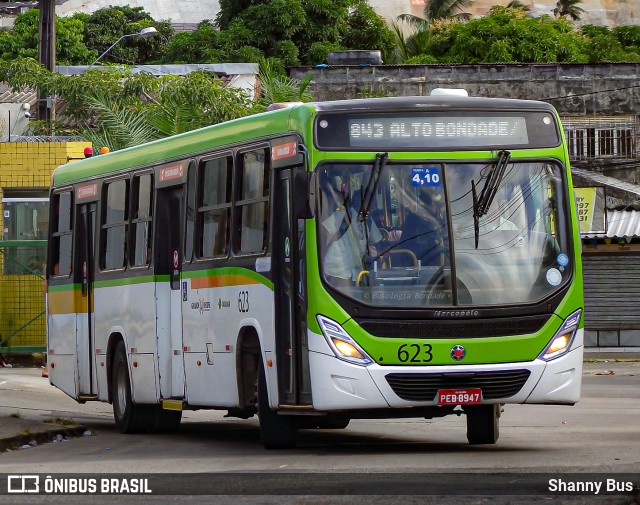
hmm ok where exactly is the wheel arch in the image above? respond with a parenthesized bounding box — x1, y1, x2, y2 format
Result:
(235, 325, 261, 409)
(106, 332, 125, 404)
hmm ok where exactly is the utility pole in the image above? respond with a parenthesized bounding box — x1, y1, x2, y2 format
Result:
(37, 0, 56, 126)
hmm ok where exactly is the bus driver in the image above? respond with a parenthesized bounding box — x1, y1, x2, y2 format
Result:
(322, 189, 383, 287)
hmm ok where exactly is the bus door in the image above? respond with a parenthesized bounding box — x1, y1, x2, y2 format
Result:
(75, 202, 97, 397)
(272, 166, 312, 405)
(154, 185, 185, 399)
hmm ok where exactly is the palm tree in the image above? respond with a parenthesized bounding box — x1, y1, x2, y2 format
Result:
(553, 0, 585, 21)
(425, 0, 474, 22)
(389, 20, 432, 63)
(397, 0, 473, 30)
(506, 1, 531, 12)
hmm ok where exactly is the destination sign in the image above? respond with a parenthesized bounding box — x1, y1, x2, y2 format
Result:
(315, 111, 559, 150)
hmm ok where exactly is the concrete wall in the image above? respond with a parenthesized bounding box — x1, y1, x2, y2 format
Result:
(290, 63, 640, 115)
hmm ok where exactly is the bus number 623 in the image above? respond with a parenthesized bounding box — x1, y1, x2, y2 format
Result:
(397, 343, 433, 363)
(238, 291, 249, 313)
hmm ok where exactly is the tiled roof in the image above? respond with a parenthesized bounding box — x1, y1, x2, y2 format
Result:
(0, 84, 37, 109)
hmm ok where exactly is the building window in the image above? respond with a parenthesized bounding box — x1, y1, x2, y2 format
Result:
(563, 116, 637, 160)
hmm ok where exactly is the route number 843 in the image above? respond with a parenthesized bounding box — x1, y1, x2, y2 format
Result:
(397, 343, 433, 363)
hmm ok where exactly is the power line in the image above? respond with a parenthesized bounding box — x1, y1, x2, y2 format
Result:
(544, 83, 640, 101)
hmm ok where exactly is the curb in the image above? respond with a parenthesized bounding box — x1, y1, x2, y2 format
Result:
(0, 424, 88, 452)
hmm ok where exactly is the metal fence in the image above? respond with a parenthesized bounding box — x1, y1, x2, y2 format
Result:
(0, 240, 46, 354)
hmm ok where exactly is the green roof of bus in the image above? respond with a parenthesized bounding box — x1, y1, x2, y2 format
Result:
(51, 104, 309, 187)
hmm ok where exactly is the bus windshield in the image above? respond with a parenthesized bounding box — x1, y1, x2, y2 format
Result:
(317, 160, 570, 307)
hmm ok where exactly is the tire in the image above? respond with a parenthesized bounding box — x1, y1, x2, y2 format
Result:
(257, 360, 297, 449)
(465, 404, 500, 445)
(111, 342, 152, 433)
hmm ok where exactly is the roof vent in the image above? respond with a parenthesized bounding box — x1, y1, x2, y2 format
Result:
(430, 88, 469, 97)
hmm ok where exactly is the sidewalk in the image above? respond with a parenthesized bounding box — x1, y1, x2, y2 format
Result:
(0, 357, 638, 453)
(0, 416, 88, 452)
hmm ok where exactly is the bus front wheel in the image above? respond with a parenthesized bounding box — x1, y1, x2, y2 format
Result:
(257, 360, 297, 449)
(465, 404, 500, 445)
(111, 341, 151, 433)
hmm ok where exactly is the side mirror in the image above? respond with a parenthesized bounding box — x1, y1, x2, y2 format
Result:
(293, 169, 315, 220)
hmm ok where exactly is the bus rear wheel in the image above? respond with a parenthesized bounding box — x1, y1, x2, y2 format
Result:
(465, 404, 500, 445)
(111, 341, 152, 433)
(257, 360, 297, 449)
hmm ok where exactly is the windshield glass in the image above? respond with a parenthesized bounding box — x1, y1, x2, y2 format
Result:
(317, 161, 570, 307)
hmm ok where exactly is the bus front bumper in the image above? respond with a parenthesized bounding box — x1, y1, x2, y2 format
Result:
(307, 329, 583, 411)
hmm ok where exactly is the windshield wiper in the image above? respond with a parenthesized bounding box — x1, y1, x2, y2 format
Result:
(357, 152, 389, 256)
(358, 152, 388, 223)
(472, 150, 511, 249)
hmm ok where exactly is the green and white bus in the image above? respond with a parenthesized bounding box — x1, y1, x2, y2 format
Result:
(46, 93, 584, 448)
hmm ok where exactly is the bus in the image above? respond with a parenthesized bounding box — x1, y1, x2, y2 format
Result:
(46, 92, 584, 448)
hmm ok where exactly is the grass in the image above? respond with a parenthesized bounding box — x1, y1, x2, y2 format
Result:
(8, 412, 20, 419)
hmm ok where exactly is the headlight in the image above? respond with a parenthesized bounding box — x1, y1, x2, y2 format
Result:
(317, 315, 373, 366)
(538, 309, 582, 361)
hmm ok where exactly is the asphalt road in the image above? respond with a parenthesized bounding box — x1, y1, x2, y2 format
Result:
(0, 361, 638, 505)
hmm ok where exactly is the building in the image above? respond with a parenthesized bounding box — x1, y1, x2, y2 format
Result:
(0, 140, 87, 355)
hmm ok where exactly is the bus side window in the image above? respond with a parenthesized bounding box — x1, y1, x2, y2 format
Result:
(49, 191, 73, 277)
(101, 178, 129, 270)
(197, 156, 232, 259)
(235, 148, 269, 255)
(130, 173, 153, 268)
(184, 160, 197, 263)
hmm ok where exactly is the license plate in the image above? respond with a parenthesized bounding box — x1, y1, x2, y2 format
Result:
(437, 388, 482, 405)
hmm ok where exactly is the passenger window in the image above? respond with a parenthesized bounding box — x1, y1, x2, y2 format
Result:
(197, 156, 232, 258)
(101, 179, 128, 270)
(130, 174, 153, 267)
(50, 191, 73, 277)
(184, 160, 197, 262)
(236, 149, 269, 254)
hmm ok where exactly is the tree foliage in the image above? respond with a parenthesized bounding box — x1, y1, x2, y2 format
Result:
(395, 6, 640, 64)
(0, 57, 263, 148)
(553, 0, 585, 21)
(165, 0, 395, 66)
(424, 0, 473, 22)
(83, 6, 173, 66)
(0, 9, 96, 65)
